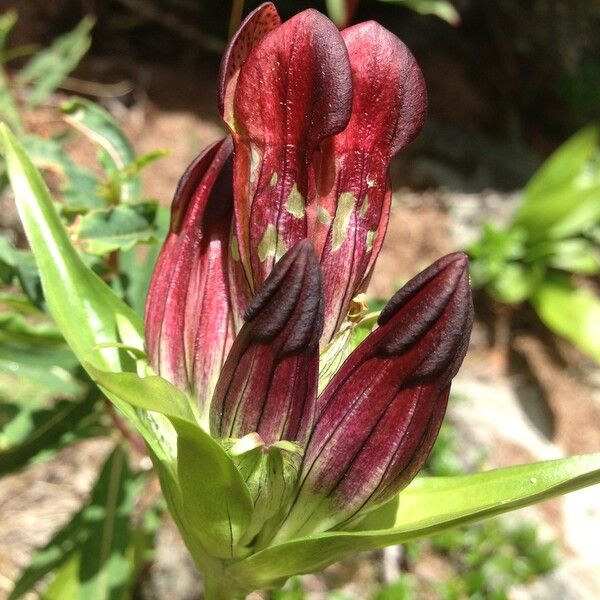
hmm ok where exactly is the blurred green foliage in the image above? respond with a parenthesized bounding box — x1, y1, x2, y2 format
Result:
(0, 12, 167, 598)
(469, 125, 600, 362)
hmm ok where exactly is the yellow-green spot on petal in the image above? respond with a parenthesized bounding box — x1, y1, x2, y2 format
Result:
(269, 172, 278, 187)
(359, 196, 369, 218)
(332, 192, 356, 251)
(317, 206, 331, 225)
(366, 229, 377, 252)
(250, 146, 260, 183)
(258, 225, 287, 262)
(285, 183, 305, 219)
(230, 235, 240, 261)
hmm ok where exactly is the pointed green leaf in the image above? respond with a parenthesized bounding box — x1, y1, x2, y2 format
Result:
(86, 366, 195, 422)
(61, 98, 140, 202)
(17, 16, 94, 107)
(0, 124, 172, 463)
(228, 454, 600, 588)
(1, 124, 142, 369)
(513, 125, 600, 239)
(77, 445, 143, 600)
(175, 416, 254, 559)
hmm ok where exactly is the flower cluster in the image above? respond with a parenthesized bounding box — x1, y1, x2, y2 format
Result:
(145, 1, 472, 554)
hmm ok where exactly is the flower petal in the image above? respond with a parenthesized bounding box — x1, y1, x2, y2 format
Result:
(227, 8, 353, 294)
(218, 2, 281, 127)
(210, 240, 324, 446)
(314, 21, 427, 341)
(144, 138, 240, 423)
(276, 253, 473, 538)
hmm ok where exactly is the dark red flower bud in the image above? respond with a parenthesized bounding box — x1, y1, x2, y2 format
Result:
(210, 240, 324, 446)
(277, 253, 473, 538)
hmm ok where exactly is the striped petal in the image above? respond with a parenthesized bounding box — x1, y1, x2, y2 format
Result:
(314, 21, 427, 341)
(226, 8, 353, 296)
(276, 253, 473, 539)
(144, 138, 242, 423)
(210, 240, 324, 446)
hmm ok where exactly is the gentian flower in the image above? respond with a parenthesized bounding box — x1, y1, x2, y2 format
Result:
(144, 0, 472, 551)
(7, 3, 600, 598)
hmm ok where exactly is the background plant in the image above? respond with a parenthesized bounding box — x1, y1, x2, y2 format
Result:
(0, 13, 168, 598)
(1, 2, 599, 598)
(468, 125, 600, 362)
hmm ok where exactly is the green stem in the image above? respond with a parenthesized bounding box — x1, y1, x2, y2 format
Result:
(203, 572, 247, 600)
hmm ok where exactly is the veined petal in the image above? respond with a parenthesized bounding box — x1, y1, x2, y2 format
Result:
(276, 253, 473, 539)
(227, 8, 353, 294)
(144, 138, 241, 423)
(210, 240, 324, 446)
(219, 2, 281, 128)
(313, 22, 427, 341)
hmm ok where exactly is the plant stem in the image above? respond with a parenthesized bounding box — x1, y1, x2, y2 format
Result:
(203, 572, 246, 600)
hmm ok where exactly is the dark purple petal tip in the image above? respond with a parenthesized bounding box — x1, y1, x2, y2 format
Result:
(244, 239, 324, 355)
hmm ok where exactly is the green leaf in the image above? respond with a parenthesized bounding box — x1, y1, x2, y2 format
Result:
(545, 238, 600, 275)
(86, 366, 195, 423)
(378, 0, 460, 25)
(0, 124, 142, 370)
(61, 98, 140, 202)
(513, 125, 600, 239)
(0, 394, 102, 476)
(0, 236, 44, 308)
(486, 262, 533, 304)
(0, 308, 82, 405)
(175, 416, 254, 559)
(77, 446, 143, 600)
(9, 445, 141, 600)
(0, 124, 172, 464)
(17, 16, 94, 107)
(117, 205, 168, 315)
(73, 202, 158, 255)
(227, 454, 600, 589)
(531, 274, 600, 362)
(41, 553, 81, 600)
(87, 366, 254, 559)
(21, 134, 103, 209)
(0, 11, 23, 132)
(0, 10, 18, 52)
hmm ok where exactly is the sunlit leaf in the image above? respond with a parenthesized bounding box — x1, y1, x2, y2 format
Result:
(61, 97, 140, 202)
(531, 274, 600, 362)
(17, 16, 94, 107)
(0, 124, 173, 464)
(88, 366, 254, 558)
(72, 202, 158, 255)
(513, 125, 600, 239)
(228, 454, 600, 588)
